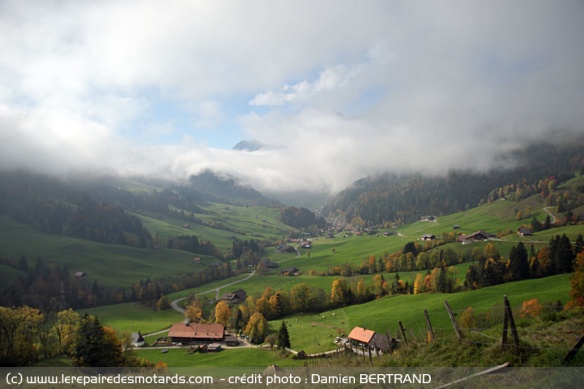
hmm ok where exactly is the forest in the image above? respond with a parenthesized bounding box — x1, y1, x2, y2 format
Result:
(323, 142, 584, 226)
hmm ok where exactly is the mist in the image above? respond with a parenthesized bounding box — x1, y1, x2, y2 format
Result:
(1, 0, 583, 195)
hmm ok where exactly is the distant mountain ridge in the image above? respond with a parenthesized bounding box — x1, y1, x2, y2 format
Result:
(322, 141, 584, 226)
(187, 170, 280, 207)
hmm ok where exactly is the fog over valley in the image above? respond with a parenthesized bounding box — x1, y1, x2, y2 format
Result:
(1, 1, 583, 196)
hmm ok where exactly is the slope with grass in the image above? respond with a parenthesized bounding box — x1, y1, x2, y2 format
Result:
(277, 274, 572, 355)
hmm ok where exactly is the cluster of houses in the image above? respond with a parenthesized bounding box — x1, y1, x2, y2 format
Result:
(145, 321, 399, 356)
(421, 227, 533, 244)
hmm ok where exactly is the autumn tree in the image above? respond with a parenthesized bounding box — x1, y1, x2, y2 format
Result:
(214, 301, 231, 326)
(184, 298, 204, 323)
(519, 298, 543, 318)
(245, 312, 269, 344)
(330, 278, 352, 307)
(269, 291, 290, 319)
(355, 278, 370, 302)
(156, 296, 171, 311)
(413, 273, 425, 294)
(459, 307, 476, 331)
(372, 274, 388, 298)
(53, 308, 81, 355)
(0, 306, 43, 366)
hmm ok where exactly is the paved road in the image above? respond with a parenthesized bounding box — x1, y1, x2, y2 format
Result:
(170, 270, 256, 314)
(543, 207, 557, 224)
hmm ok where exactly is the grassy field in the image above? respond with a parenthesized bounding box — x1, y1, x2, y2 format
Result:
(136, 203, 295, 253)
(0, 216, 207, 288)
(135, 348, 305, 372)
(278, 274, 572, 355)
(79, 302, 183, 335)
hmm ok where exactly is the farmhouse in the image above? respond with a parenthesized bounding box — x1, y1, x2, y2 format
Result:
(348, 326, 375, 347)
(279, 267, 299, 276)
(221, 289, 247, 305)
(421, 234, 435, 241)
(459, 230, 496, 244)
(74, 271, 86, 278)
(275, 244, 296, 253)
(168, 321, 225, 344)
(348, 327, 397, 354)
(517, 227, 532, 237)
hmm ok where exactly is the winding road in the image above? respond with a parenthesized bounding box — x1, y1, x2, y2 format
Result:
(170, 270, 256, 314)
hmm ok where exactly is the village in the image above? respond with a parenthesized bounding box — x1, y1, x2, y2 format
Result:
(131, 285, 400, 359)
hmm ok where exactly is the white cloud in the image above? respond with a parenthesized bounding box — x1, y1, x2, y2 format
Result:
(0, 0, 583, 196)
(249, 64, 363, 107)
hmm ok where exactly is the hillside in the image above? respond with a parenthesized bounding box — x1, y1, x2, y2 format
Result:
(0, 170, 301, 310)
(323, 141, 584, 226)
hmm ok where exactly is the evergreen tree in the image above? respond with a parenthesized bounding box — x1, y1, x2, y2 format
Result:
(509, 242, 530, 281)
(277, 321, 291, 350)
(73, 315, 123, 367)
(575, 234, 584, 256)
(550, 234, 575, 274)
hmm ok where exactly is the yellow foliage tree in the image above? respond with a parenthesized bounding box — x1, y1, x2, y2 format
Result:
(214, 300, 231, 326)
(184, 298, 204, 323)
(413, 273, 425, 295)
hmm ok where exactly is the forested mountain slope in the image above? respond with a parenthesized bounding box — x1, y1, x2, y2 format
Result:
(323, 141, 584, 226)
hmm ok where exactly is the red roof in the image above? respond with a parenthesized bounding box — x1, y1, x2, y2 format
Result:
(348, 327, 375, 344)
(168, 323, 224, 340)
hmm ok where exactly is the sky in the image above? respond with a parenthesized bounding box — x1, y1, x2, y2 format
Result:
(1, 0, 583, 195)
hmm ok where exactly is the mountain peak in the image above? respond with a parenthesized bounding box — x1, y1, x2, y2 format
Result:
(232, 140, 264, 152)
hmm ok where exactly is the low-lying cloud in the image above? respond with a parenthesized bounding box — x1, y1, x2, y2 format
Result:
(1, 0, 583, 195)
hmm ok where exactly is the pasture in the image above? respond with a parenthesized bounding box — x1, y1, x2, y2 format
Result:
(277, 273, 572, 355)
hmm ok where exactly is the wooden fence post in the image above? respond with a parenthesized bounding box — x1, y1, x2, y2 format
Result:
(501, 304, 509, 348)
(398, 320, 408, 345)
(444, 300, 463, 340)
(424, 309, 435, 342)
(503, 295, 520, 354)
(564, 335, 584, 362)
(386, 331, 394, 354)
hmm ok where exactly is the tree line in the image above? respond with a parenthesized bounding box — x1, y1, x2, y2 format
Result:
(0, 255, 236, 310)
(0, 307, 153, 367)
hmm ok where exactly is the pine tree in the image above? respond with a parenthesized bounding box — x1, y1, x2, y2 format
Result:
(277, 321, 291, 350)
(73, 315, 124, 367)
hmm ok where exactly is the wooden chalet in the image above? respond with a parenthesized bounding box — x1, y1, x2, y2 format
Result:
(220, 289, 247, 305)
(279, 267, 299, 276)
(459, 230, 496, 244)
(348, 327, 375, 347)
(348, 326, 397, 354)
(517, 227, 532, 237)
(168, 321, 225, 344)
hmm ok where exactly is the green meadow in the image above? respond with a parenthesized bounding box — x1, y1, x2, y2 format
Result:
(0, 216, 203, 288)
(277, 273, 572, 355)
(79, 302, 183, 335)
(136, 348, 306, 373)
